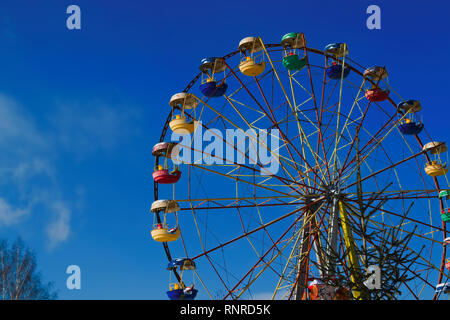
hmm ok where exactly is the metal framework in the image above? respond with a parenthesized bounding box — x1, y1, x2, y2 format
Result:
(153, 36, 449, 300)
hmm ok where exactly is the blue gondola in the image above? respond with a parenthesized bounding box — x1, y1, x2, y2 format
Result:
(199, 57, 227, 97)
(399, 122, 424, 135)
(166, 257, 198, 300)
(397, 100, 424, 136)
(200, 81, 228, 97)
(167, 288, 198, 300)
(326, 63, 350, 79)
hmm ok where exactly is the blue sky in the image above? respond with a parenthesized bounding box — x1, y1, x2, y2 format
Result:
(0, 0, 449, 299)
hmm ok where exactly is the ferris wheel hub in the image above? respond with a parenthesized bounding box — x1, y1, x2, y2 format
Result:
(323, 181, 342, 202)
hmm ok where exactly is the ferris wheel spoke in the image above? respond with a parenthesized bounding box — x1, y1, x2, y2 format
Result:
(394, 124, 434, 187)
(233, 229, 302, 299)
(399, 258, 444, 298)
(346, 189, 438, 201)
(403, 280, 420, 300)
(235, 201, 296, 268)
(253, 74, 328, 188)
(311, 55, 333, 182)
(335, 69, 389, 179)
(272, 129, 333, 187)
(178, 199, 303, 212)
(340, 127, 417, 188)
(221, 94, 313, 189)
(272, 221, 309, 299)
(285, 92, 331, 184)
(191, 196, 325, 260)
(260, 39, 329, 186)
(191, 163, 302, 197)
(182, 113, 319, 193)
(321, 77, 340, 115)
(359, 125, 404, 183)
(345, 111, 401, 171)
(341, 148, 427, 192)
(329, 44, 350, 181)
(402, 245, 449, 283)
(330, 79, 366, 175)
(225, 96, 324, 191)
(185, 138, 322, 193)
(224, 200, 327, 299)
(344, 199, 444, 235)
(246, 88, 313, 185)
(339, 124, 403, 192)
(195, 94, 316, 189)
(203, 253, 237, 299)
(339, 94, 412, 180)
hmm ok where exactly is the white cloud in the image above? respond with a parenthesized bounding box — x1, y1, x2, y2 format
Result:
(0, 94, 67, 248)
(46, 201, 71, 249)
(0, 197, 29, 226)
(0, 95, 45, 152)
(12, 159, 54, 181)
(0, 93, 140, 248)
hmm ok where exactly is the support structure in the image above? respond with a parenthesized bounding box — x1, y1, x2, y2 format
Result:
(324, 183, 340, 278)
(339, 200, 362, 299)
(295, 196, 320, 299)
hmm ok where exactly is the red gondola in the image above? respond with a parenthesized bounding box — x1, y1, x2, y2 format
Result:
(152, 142, 181, 184)
(153, 167, 181, 184)
(365, 88, 390, 102)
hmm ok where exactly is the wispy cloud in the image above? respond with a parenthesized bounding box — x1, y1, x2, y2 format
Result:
(0, 197, 29, 226)
(0, 94, 45, 153)
(0, 93, 141, 249)
(46, 201, 71, 249)
(0, 94, 55, 237)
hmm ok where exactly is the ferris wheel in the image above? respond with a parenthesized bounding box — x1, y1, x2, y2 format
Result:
(150, 33, 450, 300)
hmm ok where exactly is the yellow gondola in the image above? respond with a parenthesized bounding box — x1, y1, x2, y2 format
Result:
(169, 92, 198, 134)
(423, 141, 448, 177)
(424, 161, 448, 177)
(151, 227, 181, 242)
(169, 115, 197, 134)
(150, 199, 181, 242)
(238, 37, 265, 77)
(239, 56, 265, 76)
